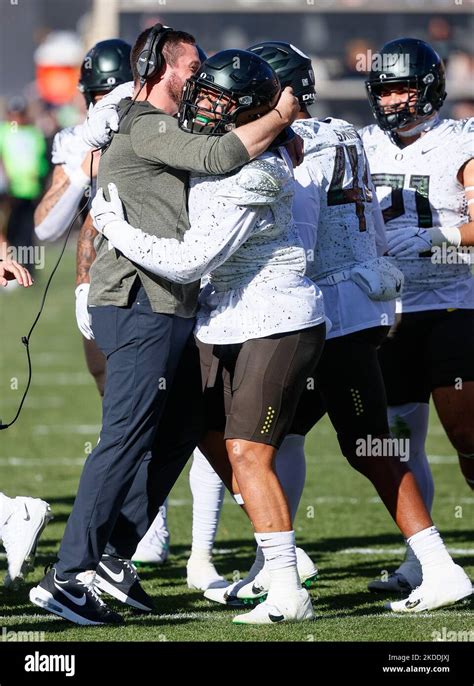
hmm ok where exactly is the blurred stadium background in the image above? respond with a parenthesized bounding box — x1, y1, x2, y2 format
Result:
(0, 0, 472, 642)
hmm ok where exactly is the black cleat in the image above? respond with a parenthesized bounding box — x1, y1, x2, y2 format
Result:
(29, 568, 123, 626)
(95, 555, 154, 612)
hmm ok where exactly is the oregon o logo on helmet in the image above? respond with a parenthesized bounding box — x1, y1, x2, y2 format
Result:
(107, 77, 116, 85)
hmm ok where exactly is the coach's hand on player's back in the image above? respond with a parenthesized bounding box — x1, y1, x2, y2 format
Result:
(0, 259, 33, 288)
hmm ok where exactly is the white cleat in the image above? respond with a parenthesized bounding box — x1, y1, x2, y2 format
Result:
(132, 533, 169, 566)
(2, 497, 53, 587)
(132, 504, 169, 566)
(204, 547, 318, 606)
(187, 556, 228, 591)
(233, 588, 315, 625)
(386, 565, 473, 613)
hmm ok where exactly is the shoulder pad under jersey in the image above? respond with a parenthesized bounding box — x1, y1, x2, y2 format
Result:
(217, 155, 288, 206)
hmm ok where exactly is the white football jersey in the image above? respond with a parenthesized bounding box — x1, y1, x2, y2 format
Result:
(104, 149, 325, 344)
(193, 149, 325, 343)
(293, 117, 395, 338)
(360, 117, 474, 312)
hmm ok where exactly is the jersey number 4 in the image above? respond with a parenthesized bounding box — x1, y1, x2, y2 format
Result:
(327, 145, 372, 232)
(371, 173, 433, 228)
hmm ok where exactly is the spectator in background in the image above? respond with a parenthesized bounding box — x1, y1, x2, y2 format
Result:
(0, 97, 49, 275)
(342, 39, 374, 79)
(452, 100, 474, 121)
(426, 17, 454, 66)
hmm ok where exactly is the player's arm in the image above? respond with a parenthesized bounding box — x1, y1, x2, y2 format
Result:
(129, 88, 299, 176)
(34, 155, 93, 242)
(75, 213, 98, 340)
(91, 182, 263, 284)
(388, 157, 474, 257)
(76, 213, 98, 286)
(458, 158, 474, 246)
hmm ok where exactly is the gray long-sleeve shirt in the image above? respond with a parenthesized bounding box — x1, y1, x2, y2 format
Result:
(88, 99, 250, 316)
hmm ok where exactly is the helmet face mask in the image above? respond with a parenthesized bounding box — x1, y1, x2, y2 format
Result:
(367, 76, 437, 132)
(179, 79, 240, 135)
(178, 50, 280, 136)
(365, 38, 447, 134)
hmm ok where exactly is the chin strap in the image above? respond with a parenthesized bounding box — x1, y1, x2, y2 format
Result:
(397, 113, 440, 138)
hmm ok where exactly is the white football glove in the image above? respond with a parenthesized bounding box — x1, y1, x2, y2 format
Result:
(51, 125, 90, 167)
(387, 227, 433, 258)
(75, 283, 94, 340)
(91, 183, 125, 236)
(81, 81, 134, 148)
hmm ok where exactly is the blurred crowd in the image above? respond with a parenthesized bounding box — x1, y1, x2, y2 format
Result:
(0, 13, 472, 272)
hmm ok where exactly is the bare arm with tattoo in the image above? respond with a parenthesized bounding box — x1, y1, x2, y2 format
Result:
(34, 152, 98, 242)
(76, 212, 98, 285)
(34, 165, 71, 227)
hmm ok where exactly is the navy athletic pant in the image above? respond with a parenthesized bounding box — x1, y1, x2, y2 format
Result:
(56, 285, 201, 577)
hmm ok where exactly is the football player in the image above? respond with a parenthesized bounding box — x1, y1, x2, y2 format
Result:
(91, 48, 326, 624)
(204, 41, 472, 614)
(361, 37, 474, 598)
(34, 39, 133, 395)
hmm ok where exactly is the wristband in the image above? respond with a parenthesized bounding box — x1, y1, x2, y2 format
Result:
(427, 226, 462, 248)
(63, 164, 90, 190)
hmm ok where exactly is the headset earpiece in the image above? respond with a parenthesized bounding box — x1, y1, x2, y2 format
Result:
(136, 22, 174, 85)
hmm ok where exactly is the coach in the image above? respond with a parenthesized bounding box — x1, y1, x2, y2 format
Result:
(54, 26, 299, 582)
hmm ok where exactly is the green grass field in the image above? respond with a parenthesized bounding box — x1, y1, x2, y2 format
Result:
(0, 246, 472, 642)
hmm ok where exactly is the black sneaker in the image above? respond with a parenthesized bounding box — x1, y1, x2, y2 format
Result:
(95, 555, 154, 612)
(29, 568, 123, 625)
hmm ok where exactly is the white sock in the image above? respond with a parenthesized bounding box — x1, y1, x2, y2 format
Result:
(0, 493, 15, 534)
(388, 403, 434, 511)
(189, 447, 225, 559)
(254, 530, 301, 596)
(274, 434, 306, 521)
(153, 500, 168, 536)
(407, 526, 455, 578)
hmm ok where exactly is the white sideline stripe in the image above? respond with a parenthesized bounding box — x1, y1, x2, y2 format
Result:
(1, 457, 86, 466)
(0, 612, 211, 623)
(338, 547, 474, 555)
(0, 614, 61, 623)
(1, 397, 63, 408)
(0, 610, 471, 624)
(428, 455, 458, 464)
(31, 373, 92, 386)
(34, 353, 75, 365)
(33, 425, 100, 435)
(304, 454, 459, 465)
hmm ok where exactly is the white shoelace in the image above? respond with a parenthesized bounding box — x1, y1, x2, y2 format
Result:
(77, 571, 106, 606)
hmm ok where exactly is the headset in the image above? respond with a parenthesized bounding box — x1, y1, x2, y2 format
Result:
(136, 23, 174, 86)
